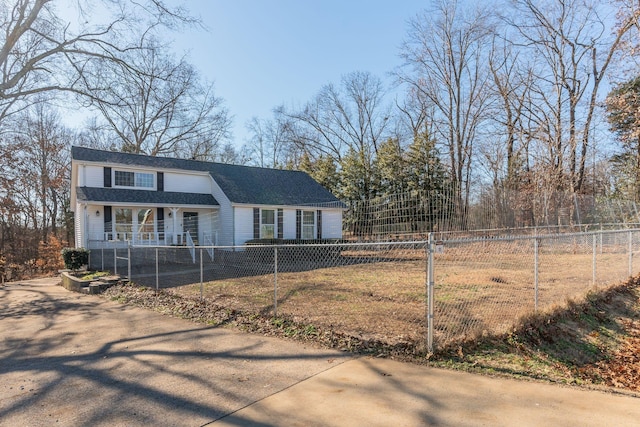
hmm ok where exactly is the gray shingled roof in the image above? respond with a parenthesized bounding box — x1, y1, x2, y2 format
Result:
(72, 146, 344, 207)
(76, 187, 218, 206)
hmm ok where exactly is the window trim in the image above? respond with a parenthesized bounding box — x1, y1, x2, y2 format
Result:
(260, 208, 276, 239)
(301, 210, 316, 240)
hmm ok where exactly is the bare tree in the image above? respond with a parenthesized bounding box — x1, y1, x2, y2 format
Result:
(285, 71, 392, 200)
(80, 42, 231, 158)
(397, 0, 495, 212)
(0, 0, 193, 123)
(245, 109, 293, 168)
(486, 34, 536, 190)
(0, 100, 70, 272)
(505, 0, 639, 193)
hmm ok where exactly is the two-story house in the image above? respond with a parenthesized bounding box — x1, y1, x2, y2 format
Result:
(70, 146, 344, 249)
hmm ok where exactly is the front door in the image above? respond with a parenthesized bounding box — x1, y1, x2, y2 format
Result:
(183, 212, 199, 245)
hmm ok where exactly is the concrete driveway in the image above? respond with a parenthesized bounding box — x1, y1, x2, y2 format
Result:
(1, 277, 639, 426)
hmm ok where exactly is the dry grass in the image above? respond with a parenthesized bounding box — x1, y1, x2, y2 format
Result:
(170, 242, 636, 349)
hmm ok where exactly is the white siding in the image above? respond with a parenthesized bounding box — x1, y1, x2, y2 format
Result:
(87, 204, 105, 243)
(283, 209, 297, 240)
(164, 172, 211, 194)
(234, 206, 254, 246)
(322, 210, 343, 239)
(84, 165, 103, 188)
(209, 178, 234, 246)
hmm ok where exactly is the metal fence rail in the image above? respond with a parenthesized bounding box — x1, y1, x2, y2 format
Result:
(89, 228, 640, 352)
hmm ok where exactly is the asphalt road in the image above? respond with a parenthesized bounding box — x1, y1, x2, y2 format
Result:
(1, 277, 639, 426)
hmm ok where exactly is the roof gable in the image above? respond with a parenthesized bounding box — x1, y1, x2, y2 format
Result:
(71, 146, 343, 207)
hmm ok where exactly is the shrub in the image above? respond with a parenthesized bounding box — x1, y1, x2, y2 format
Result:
(37, 236, 65, 273)
(61, 248, 90, 272)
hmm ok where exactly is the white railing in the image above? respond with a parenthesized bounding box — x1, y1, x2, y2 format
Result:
(94, 231, 163, 245)
(185, 230, 196, 263)
(203, 231, 217, 260)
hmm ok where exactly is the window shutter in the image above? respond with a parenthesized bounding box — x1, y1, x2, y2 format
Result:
(317, 210, 322, 239)
(157, 172, 164, 192)
(103, 167, 111, 188)
(296, 210, 301, 240)
(277, 209, 283, 239)
(157, 208, 164, 240)
(104, 206, 112, 235)
(253, 208, 260, 239)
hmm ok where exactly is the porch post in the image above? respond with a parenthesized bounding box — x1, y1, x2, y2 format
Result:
(170, 208, 179, 244)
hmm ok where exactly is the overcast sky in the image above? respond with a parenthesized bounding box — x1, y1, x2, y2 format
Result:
(169, 0, 428, 147)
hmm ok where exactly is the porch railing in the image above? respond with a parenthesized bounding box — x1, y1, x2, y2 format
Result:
(185, 230, 195, 263)
(203, 231, 217, 260)
(89, 231, 188, 247)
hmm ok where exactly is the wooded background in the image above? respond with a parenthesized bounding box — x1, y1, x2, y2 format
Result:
(1, 0, 639, 280)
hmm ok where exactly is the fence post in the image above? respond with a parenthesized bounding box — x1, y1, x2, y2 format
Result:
(629, 231, 633, 278)
(200, 248, 204, 300)
(274, 246, 278, 317)
(592, 234, 597, 288)
(114, 248, 117, 275)
(534, 237, 539, 313)
(127, 243, 131, 281)
(155, 247, 159, 291)
(427, 233, 434, 353)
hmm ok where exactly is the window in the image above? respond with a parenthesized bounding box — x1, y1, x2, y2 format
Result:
(114, 171, 134, 187)
(115, 208, 132, 240)
(261, 209, 275, 239)
(114, 170, 154, 188)
(302, 211, 315, 240)
(135, 173, 154, 188)
(137, 209, 155, 240)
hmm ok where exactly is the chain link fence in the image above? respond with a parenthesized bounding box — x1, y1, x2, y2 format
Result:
(89, 228, 640, 352)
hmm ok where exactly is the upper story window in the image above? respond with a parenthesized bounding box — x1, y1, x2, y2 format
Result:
(114, 170, 154, 189)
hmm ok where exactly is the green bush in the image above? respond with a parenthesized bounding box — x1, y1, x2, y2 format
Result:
(61, 248, 90, 271)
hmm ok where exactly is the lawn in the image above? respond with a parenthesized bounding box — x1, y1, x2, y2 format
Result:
(169, 239, 636, 349)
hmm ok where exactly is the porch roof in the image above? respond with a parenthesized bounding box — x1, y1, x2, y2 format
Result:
(76, 187, 219, 207)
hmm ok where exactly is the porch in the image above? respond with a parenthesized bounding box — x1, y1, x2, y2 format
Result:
(86, 228, 218, 249)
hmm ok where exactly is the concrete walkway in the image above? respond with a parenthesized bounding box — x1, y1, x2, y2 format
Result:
(1, 277, 638, 426)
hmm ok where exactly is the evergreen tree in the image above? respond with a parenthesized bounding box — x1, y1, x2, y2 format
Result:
(375, 138, 407, 196)
(405, 132, 448, 194)
(299, 152, 340, 196)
